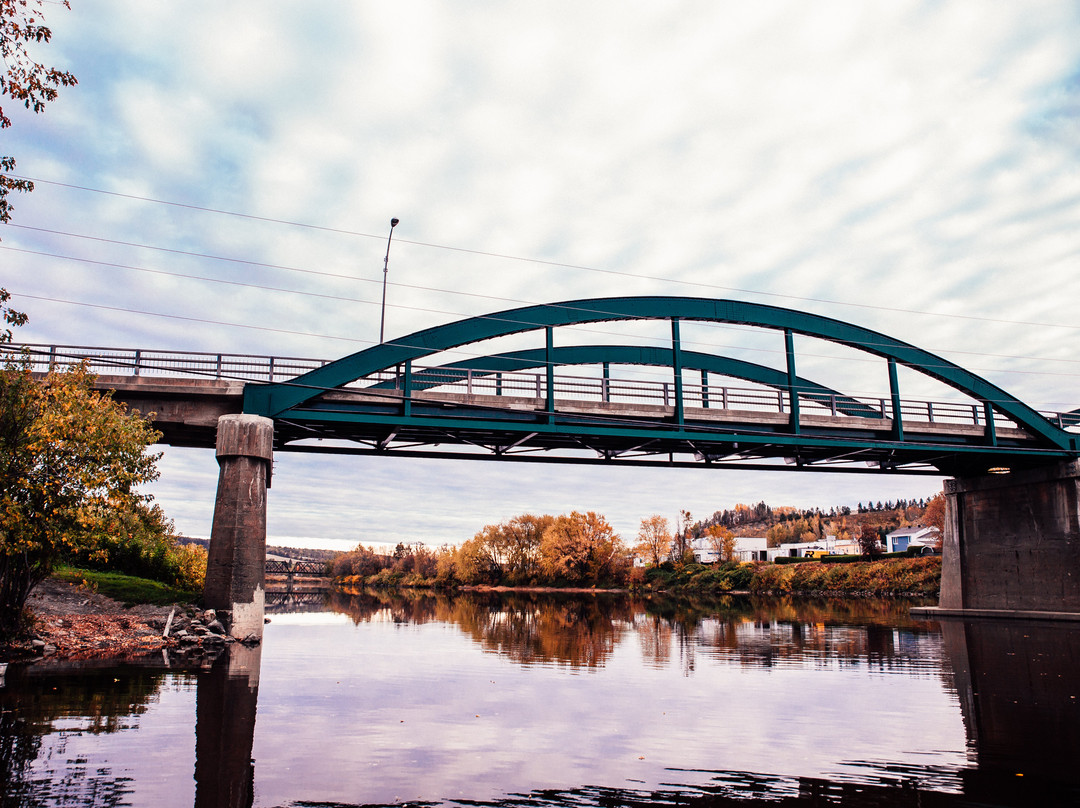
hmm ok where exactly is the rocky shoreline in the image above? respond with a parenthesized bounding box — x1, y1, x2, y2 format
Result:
(1, 578, 260, 665)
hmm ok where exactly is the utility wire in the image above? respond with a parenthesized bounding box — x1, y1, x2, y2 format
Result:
(6, 242, 1080, 382)
(8, 174, 1079, 333)
(11, 290, 1080, 421)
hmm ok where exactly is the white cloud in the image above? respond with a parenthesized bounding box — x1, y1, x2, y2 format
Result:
(5, 0, 1080, 544)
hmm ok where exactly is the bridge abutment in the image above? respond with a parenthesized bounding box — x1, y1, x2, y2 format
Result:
(203, 414, 273, 641)
(934, 460, 1080, 617)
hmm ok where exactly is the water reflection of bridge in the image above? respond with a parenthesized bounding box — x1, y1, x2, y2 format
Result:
(326, 589, 942, 672)
(264, 590, 330, 613)
(5, 600, 1078, 805)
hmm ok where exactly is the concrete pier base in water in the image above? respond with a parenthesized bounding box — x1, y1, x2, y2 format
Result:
(928, 460, 1080, 617)
(194, 644, 262, 808)
(203, 414, 273, 641)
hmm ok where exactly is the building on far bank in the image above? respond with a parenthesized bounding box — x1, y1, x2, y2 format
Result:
(885, 526, 941, 554)
(688, 535, 769, 564)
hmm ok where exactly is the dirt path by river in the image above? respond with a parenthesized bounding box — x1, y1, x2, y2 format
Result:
(2, 578, 190, 663)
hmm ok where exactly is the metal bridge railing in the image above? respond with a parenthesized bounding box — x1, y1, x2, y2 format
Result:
(6, 342, 1077, 432)
(3, 343, 329, 383)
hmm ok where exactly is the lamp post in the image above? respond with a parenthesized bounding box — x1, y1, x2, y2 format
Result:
(379, 217, 400, 344)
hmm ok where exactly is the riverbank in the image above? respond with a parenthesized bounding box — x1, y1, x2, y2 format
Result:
(335, 556, 942, 598)
(1, 577, 237, 664)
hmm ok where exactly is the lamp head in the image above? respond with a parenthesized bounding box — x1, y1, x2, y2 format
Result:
(390, 218, 400, 228)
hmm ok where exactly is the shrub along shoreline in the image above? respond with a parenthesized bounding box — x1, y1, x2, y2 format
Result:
(335, 555, 942, 599)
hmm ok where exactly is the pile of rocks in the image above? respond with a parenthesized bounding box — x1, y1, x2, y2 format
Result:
(163, 607, 263, 649)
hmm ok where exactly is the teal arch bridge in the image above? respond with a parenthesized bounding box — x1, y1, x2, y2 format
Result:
(12, 296, 1080, 622)
(237, 296, 1079, 478)
(11, 296, 1078, 476)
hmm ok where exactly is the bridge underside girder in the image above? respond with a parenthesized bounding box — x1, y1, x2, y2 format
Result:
(271, 391, 1069, 476)
(242, 296, 1078, 475)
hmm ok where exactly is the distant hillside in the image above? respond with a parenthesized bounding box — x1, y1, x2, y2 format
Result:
(693, 497, 940, 547)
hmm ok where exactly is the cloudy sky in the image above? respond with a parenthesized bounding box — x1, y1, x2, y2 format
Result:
(4, 1, 1080, 549)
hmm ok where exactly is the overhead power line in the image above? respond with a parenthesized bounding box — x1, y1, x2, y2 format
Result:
(10, 291, 1080, 398)
(8, 175, 1079, 333)
(5, 240, 1080, 377)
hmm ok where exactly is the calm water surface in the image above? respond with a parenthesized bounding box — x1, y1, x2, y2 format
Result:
(2, 590, 1078, 807)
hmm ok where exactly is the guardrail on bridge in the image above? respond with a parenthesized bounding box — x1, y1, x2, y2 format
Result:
(5, 342, 1079, 431)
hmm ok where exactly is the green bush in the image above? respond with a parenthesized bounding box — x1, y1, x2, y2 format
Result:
(54, 566, 199, 606)
(64, 503, 206, 591)
(819, 554, 866, 564)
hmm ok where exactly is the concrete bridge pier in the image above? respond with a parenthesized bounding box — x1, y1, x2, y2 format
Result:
(935, 460, 1080, 618)
(203, 414, 274, 641)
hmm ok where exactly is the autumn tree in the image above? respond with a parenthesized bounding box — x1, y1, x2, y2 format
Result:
(857, 524, 881, 557)
(923, 492, 946, 535)
(452, 513, 553, 585)
(0, 361, 162, 637)
(635, 514, 671, 566)
(496, 513, 552, 583)
(539, 511, 628, 585)
(671, 509, 694, 565)
(1, 0, 77, 227)
(705, 524, 737, 562)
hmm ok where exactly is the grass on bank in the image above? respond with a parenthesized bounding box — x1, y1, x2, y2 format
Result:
(642, 556, 942, 597)
(52, 565, 201, 607)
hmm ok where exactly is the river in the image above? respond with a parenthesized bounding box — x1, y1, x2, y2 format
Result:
(2, 590, 1078, 807)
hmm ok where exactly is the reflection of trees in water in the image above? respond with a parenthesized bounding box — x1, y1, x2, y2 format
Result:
(329, 588, 634, 668)
(325, 588, 938, 672)
(668, 596, 940, 672)
(0, 666, 182, 806)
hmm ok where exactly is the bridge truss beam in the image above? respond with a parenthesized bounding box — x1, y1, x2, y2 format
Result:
(240, 296, 1077, 476)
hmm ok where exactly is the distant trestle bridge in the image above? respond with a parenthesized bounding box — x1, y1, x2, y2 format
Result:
(264, 559, 329, 577)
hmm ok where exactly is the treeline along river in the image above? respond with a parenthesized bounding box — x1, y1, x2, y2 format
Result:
(2, 590, 1078, 807)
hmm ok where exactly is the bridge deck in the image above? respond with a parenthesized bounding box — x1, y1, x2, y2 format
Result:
(13, 338, 1076, 474)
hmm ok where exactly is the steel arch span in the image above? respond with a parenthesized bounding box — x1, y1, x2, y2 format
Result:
(243, 296, 1078, 475)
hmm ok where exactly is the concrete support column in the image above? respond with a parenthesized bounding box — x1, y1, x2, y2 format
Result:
(939, 460, 1080, 615)
(204, 414, 273, 641)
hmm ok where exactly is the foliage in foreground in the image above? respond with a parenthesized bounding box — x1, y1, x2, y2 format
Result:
(62, 502, 207, 592)
(53, 565, 200, 606)
(1, 0, 77, 227)
(0, 359, 164, 637)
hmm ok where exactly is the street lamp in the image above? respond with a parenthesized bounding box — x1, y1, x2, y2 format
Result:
(379, 217, 400, 344)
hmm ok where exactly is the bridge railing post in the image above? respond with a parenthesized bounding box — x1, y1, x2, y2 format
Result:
(133, 349, 142, 377)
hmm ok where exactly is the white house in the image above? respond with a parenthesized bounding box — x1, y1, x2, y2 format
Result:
(689, 535, 770, 563)
(764, 533, 838, 557)
(885, 526, 941, 554)
(734, 536, 768, 562)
